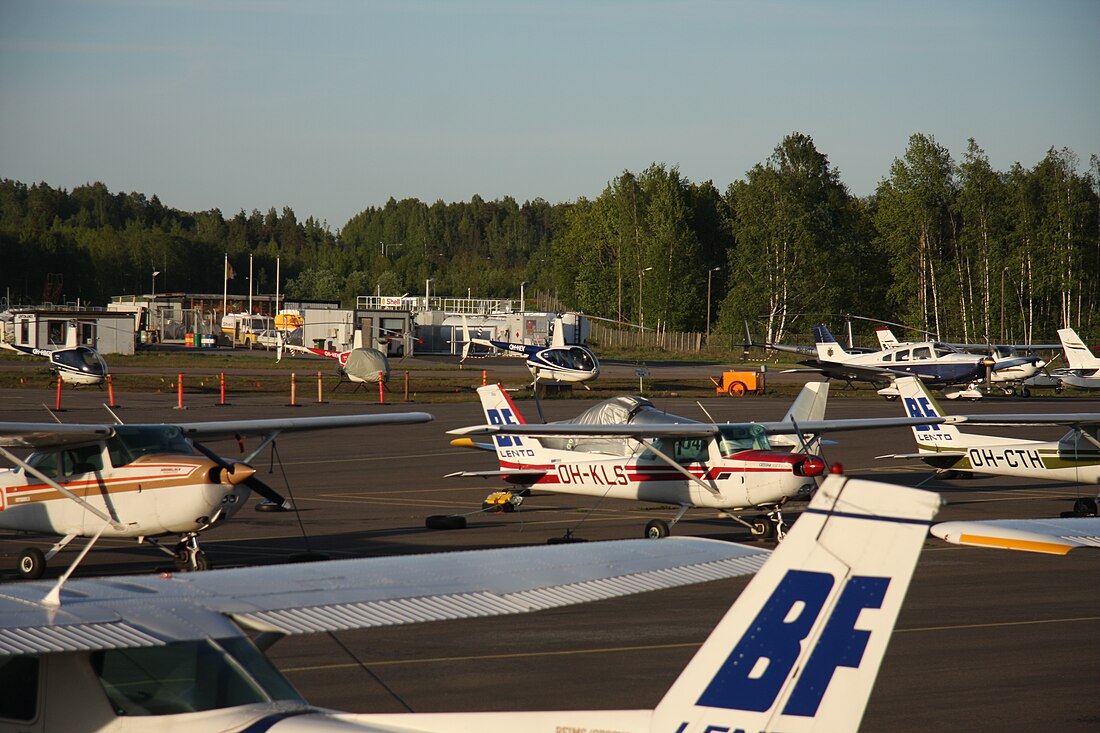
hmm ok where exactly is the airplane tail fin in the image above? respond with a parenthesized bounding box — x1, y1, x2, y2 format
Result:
(651, 473, 940, 733)
(813, 323, 849, 360)
(894, 376, 966, 448)
(875, 327, 900, 350)
(475, 384, 551, 466)
(1057, 328, 1100, 371)
(770, 381, 829, 450)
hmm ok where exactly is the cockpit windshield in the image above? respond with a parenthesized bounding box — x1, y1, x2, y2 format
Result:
(107, 425, 194, 467)
(540, 347, 597, 372)
(52, 346, 108, 375)
(91, 637, 302, 716)
(717, 424, 770, 457)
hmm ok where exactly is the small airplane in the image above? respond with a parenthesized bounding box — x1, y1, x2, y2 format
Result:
(1049, 327, 1100, 390)
(755, 323, 998, 397)
(278, 341, 391, 385)
(460, 315, 599, 386)
(447, 381, 943, 539)
(874, 325, 1050, 395)
(0, 471, 941, 733)
(0, 410, 433, 578)
(879, 376, 1100, 516)
(0, 343, 110, 386)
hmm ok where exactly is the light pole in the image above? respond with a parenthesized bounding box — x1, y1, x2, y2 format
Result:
(639, 267, 653, 331)
(706, 266, 721, 342)
(425, 278, 434, 307)
(519, 281, 528, 313)
(151, 270, 161, 299)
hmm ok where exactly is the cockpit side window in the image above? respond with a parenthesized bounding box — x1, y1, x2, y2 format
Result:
(0, 656, 39, 721)
(640, 437, 709, 464)
(26, 451, 59, 478)
(912, 346, 932, 360)
(90, 639, 296, 716)
(62, 444, 104, 476)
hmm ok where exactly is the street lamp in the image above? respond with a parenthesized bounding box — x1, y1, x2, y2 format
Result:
(639, 267, 653, 331)
(519, 281, 529, 313)
(706, 266, 722, 341)
(151, 270, 161, 299)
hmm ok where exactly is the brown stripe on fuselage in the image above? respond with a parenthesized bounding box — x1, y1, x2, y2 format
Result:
(3, 456, 217, 507)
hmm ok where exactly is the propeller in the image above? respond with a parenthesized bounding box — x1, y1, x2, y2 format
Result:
(190, 439, 291, 511)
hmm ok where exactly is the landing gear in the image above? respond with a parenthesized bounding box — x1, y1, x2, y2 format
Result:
(642, 504, 690, 539)
(748, 516, 772, 539)
(172, 535, 211, 571)
(1069, 497, 1098, 517)
(18, 548, 46, 580)
(645, 519, 670, 539)
(740, 507, 789, 542)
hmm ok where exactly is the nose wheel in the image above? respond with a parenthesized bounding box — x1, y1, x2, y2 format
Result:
(742, 508, 789, 541)
(173, 535, 210, 571)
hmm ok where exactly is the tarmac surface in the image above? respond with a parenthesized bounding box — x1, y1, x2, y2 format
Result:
(0, 364, 1097, 732)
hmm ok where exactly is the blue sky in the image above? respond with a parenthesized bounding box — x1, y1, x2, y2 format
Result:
(1, 0, 1097, 228)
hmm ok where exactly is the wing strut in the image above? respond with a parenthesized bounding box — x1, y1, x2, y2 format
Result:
(0, 446, 125, 531)
(636, 438, 720, 495)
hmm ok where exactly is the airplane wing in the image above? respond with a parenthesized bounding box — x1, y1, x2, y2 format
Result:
(876, 451, 966, 459)
(931, 518, 1100, 554)
(0, 538, 768, 655)
(948, 413, 1100, 427)
(449, 416, 947, 439)
(0, 422, 115, 449)
(449, 423, 721, 438)
(444, 468, 550, 480)
(0, 413, 433, 450)
(175, 412, 434, 440)
(799, 359, 931, 382)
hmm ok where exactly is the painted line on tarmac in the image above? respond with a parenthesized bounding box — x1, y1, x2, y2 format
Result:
(282, 615, 1100, 675)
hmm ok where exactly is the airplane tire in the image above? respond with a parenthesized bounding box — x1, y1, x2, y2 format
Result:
(883, 394, 899, 401)
(749, 517, 772, 539)
(645, 519, 670, 539)
(425, 515, 467, 530)
(18, 548, 45, 580)
(1019, 387, 1031, 398)
(256, 499, 290, 512)
(1073, 498, 1098, 517)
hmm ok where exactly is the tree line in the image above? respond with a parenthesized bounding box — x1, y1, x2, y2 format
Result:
(1, 131, 1097, 346)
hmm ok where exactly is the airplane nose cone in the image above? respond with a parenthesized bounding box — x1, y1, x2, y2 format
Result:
(226, 463, 257, 485)
(211, 462, 257, 485)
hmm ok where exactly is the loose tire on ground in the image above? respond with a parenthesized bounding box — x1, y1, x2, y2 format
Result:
(425, 514, 467, 530)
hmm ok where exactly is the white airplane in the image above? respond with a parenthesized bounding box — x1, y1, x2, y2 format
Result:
(0, 411, 432, 578)
(460, 315, 599, 386)
(758, 323, 999, 398)
(0, 472, 941, 733)
(879, 376, 1100, 516)
(0, 342, 110, 386)
(874, 326, 1049, 395)
(1051, 327, 1100, 389)
(446, 382, 943, 539)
